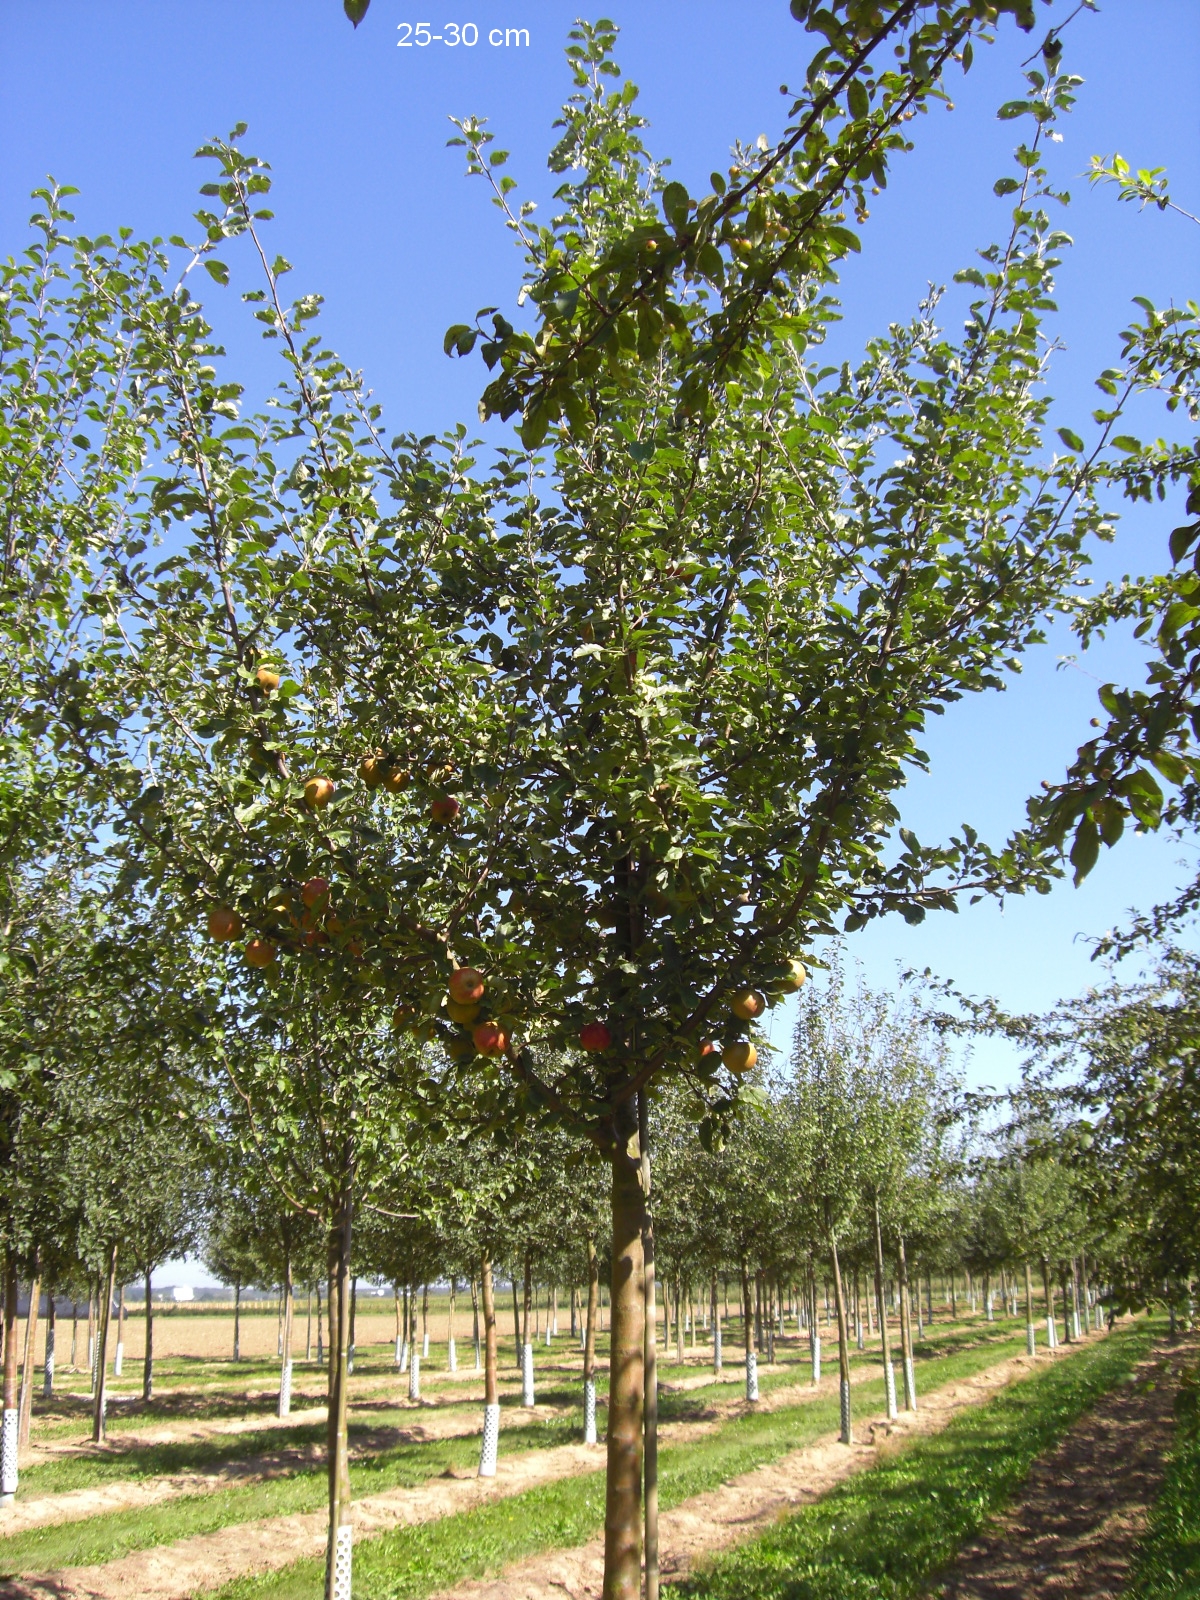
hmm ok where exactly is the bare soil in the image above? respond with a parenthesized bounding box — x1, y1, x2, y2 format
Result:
(929, 1334, 1192, 1600)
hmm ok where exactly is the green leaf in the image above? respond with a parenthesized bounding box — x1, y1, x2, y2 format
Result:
(1057, 427, 1084, 452)
(344, 0, 370, 25)
(1169, 522, 1200, 565)
(1070, 814, 1100, 884)
(204, 259, 230, 286)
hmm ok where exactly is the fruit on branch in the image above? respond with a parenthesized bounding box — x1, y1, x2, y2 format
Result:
(446, 1034, 476, 1063)
(245, 938, 277, 969)
(430, 796, 461, 826)
(579, 1021, 612, 1052)
(723, 1040, 757, 1074)
(255, 665, 281, 691)
(304, 775, 335, 809)
(729, 988, 766, 1021)
(385, 767, 411, 793)
(207, 907, 242, 942)
(448, 967, 486, 1005)
(778, 958, 807, 993)
(697, 1039, 719, 1064)
(472, 1020, 509, 1056)
(301, 876, 330, 909)
(446, 999, 481, 1025)
(360, 755, 386, 790)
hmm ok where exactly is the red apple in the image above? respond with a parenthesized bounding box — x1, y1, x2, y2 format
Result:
(730, 988, 766, 1022)
(430, 796, 461, 826)
(697, 1039, 719, 1064)
(448, 967, 486, 1005)
(301, 876, 330, 909)
(385, 766, 411, 793)
(207, 906, 242, 942)
(580, 1021, 612, 1052)
(245, 938, 276, 970)
(472, 1020, 509, 1056)
(723, 1040, 757, 1074)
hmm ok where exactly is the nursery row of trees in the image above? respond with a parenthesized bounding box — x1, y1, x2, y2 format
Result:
(3, 2, 1200, 1596)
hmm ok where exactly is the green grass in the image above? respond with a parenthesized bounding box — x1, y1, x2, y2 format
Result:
(208, 1327, 1035, 1600)
(0, 1417, 578, 1576)
(667, 1318, 1158, 1600)
(1127, 1352, 1200, 1598)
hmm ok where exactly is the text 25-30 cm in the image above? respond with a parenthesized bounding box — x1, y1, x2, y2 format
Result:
(397, 23, 529, 46)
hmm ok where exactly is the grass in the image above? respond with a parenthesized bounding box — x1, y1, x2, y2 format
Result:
(0, 1417, 578, 1576)
(208, 1327, 1035, 1600)
(667, 1317, 1158, 1600)
(1127, 1350, 1200, 1598)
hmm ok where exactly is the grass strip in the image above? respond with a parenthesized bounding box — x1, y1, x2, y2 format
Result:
(668, 1317, 1158, 1600)
(1127, 1353, 1200, 1598)
(0, 1419, 577, 1576)
(210, 1328, 1033, 1600)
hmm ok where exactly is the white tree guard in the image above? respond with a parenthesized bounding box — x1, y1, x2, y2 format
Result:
(394, 1335, 403, 1365)
(474, 1337, 482, 1371)
(522, 1343, 535, 1407)
(839, 1377, 852, 1444)
(903, 1354, 917, 1411)
(1026, 1322, 1037, 1356)
(409, 1351, 421, 1401)
(114, 1341, 124, 1377)
(447, 1337, 457, 1373)
(985, 1293, 994, 1323)
(348, 1344, 355, 1375)
(884, 1360, 898, 1420)
(1072, 1308, 1082, 1341)
(422, 1333, 430, 1358)
(544, 1325, 552, 1347)
(745, 1349, 759, 1402)
(478, 1401, 501, 1476)
(43, 1325, 55, 1399)
(1046, 1314, 1058, 1349)
(279, 1360, 293, 1418)
(87, 1334, 94, 1373)
(810, 1334, 821, 1385)
(583, 1377, 597, 1444)
(331, 1522, 353, 1600)
(0, 1407, 17, 1502)
(713, 1323, 722, 1374)
(399, 1339, 409, 1373)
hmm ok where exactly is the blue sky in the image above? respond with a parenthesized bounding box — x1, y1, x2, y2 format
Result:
(3, 0, 1199, 1121)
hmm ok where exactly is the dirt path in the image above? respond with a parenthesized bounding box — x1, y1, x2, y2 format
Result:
(929, 1334, 1191, 1599)
(423, 1344, 1086, 1600)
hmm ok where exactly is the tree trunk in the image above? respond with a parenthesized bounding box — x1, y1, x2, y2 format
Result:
(1042, 1260, 1057, 1347)
(348, 1275, 358, 1372)
(43, 1294, 56, 1400)
(324, 1178, 354, 1600)
(421, 1282, 429, 1359)
(601, 1096, 645, 1600)
(478, 1253, 500, 1476)
(471, 1276, 482, 1370)
(233, 1280, 241, 1362)
(114, 1283, 125, 1376)
(521, 1250, 534, 1406)
(143, 1272, 155, 1402)
(711, 1273, 722, 1373)
(279, 1249, 294, 1417)
(393, 1282, 402, 1363)
(872, 1193, 897, 1420)
(447, 1278, 457, 1372)
(18, 1266, 41, 1449)
(70, 1301, 78, 1371)
(897, 1233, 917, 1411)
(511, 1269, 522, 1369)
(740, 1261, 758, 1401)
(317, 1279, 325, 1367)
(639, 1090, 658, 1600)
(1, 1252, 18, 1502)
(1024, 1261, 1037, 1355)
(584, 1236, 599, 1444)
(92, 1244, 118, 1444)
(949, 1266, 957, 1319)
(86, 1286, 95, 1383)
(828, 1229, 852, 1445)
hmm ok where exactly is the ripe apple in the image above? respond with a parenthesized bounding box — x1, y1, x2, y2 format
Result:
(359, 755, 385, 790)
(385, 767, 411, 793)
(245, 938, 276, 970)
(697, 1039, 719, 1064)
(723, 1040, 757, 1074)
(255, 665, 281, 691)
(207, 906, 242, 942)
(730, 988, 766, 1021)
(301, 876, 330, 909)
(778, 958, 807, 993)
(446, 999, 481, 1025)
(448, 967, 486, 1005)
(579, 1021, 612, 1052)
(430, 796, 461, 826)
(304, 775, 335, 809)
(472, 1020, 508, 1056)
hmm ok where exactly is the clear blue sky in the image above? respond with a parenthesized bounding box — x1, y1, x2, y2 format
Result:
(3, 1, 1199, 1110)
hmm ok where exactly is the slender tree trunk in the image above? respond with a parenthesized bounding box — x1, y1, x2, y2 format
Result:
(70, 1301, 78, 1371)
(421, 1282, 428, 1359)
(872, 1193, 897, 1419)
(393, 1282, 402, 1362)
(949, 1266, 957, 1319)
(711, 1272, 722, 1372)
(143, 1272, 155, 1402)
(18, 1265, 41, 1449)
(279, 1249, 294, 1417)
(348, 1276, 358, 1372)
(1, 1252, 19, 1502)
(86, 1286, 95, 1383)
(601, 1096, 645, 1600)
(1024, 1261, 1037, 1355)
(897, 1233, 917, 1411)
(114, 1283, 125, 1376)
(639, 1090, 658, 1600)
(325, 1176, 354, 1600)
(317, 1279, 325, 1367)
(584, 1236, 599, 1444)
(307, 1286, 313, 1363)
(511, 1270, 522, 1369)
(471, 1276, 481, 1370)
(43, 1294, 56, 1401)
(478, 1253, 500, 1476)
(92, 1244, 118, 1444)
(521, 1250, 534, 1405)
(828, 1225, 852, 1445)
(233, 1280, 241, 1362)
(740, 1261, 758, 1400)
(446, 1278, 457, 1371)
